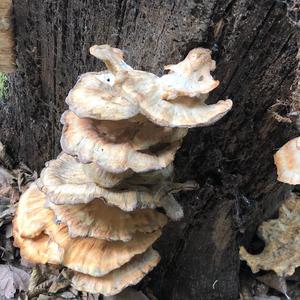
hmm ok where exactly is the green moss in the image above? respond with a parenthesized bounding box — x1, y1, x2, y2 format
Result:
(0, 73, 8, 99)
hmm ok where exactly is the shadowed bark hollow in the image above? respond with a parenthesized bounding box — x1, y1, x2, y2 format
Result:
(0, 1, 299, 299)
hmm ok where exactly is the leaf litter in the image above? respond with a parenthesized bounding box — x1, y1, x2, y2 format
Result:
(0, 141, 155, 299)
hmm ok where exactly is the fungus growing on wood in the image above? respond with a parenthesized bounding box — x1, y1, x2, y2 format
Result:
(90, 44, 232, 128)
(13, 229, 61, 265)
(60, 110, 184, 173)
(38, 154, 161, 211)
(47, 226, 160, 277)
(66, 71, 139, 120)
(13, 44, 232, 296)
(38, 152, 194, 212)
(71, 248, 160, 296)
(48, 199, 167, 241)
(14, 183, 162, 276)
(14, 182, 53, 239)
(41, 152, 130, 189)
(0, 0, 15, 73)
(274, 136, 300, 184)
(240, 193, 300, 276)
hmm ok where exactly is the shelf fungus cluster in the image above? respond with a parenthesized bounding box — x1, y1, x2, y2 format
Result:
(0, 0, 15, 73)
(13, 45, 232, 296)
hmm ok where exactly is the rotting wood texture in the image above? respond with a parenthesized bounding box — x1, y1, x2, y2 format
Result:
(0, 1, 299, 299)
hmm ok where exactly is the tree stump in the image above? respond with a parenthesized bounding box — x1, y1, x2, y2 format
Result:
(1, 0, 299, 299)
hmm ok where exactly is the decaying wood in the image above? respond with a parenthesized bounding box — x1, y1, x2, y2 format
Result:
(0, 0, 15, 73)
(0, 0, 299, 299)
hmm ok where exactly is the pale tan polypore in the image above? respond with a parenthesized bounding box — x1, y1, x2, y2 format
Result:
(39, 155, 195, 223)
(41, 151, 174, 188)
(13, 44, 228, 296)
(39, 152, 181, 211)
(14, 184, 162, 276)
(47, 224, 160, 277)
(90, 44, 133, 75)
(0, 0, 15, 73)
(13, 226, 62, 265)
(131, 120, 188, 151)
(60, 110, 183, 173)
(82, 161, 133, 188)
(17, 183, 165, 241)
(89, 45, 232, 128)
(38, 153, 153, 210)
(66, 72, 139, 120)
(39, 169, 161, 212)
(274, 136, 300, 184)
(240, 193, 300, 276)
(117, 73, 232, 128)
(161, 48, 219, 100)
(48, 198, 167, 241)
(14, 182, 53, 238)
(71, 248, 160, 296)
(41, 152, 130, 189)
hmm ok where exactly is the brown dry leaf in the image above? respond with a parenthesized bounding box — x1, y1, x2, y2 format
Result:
(28, 266, 42, 292)
(0, 264, 30, 299)
(0, 185, 19, 204)
(48, 270, 70, 293)
(14, 162, 37, 192)
(256, 273, 288, 296)
(60, 291, 78, 298)
(0, 204, 16, 228)
(0, 167, 15, 186)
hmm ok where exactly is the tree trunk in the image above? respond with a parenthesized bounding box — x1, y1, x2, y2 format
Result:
(1, 0, 299, 299)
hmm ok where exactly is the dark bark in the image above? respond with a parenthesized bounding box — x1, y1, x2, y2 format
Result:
(1, 1, 299, 299)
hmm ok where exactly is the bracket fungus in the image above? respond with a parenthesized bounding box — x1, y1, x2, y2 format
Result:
(240, 193, 300, 276)
(90, 45, 232, 128)
(13, 45, 232, 296)
(274, 137, 300, 184)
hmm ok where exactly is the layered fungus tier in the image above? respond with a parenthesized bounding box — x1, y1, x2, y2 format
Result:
(13, 45, 232, 296)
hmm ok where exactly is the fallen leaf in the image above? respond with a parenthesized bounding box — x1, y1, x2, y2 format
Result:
(0, 265, 30, 299)
(48, 275, 70, 293)
(28, 266, 42, 292)
(0, 205, 16, 227)
(256, 273, 288, 296)
(0, 167, 15, 186)
(0, 185, 19, 204)
(60, 291, 77, 299)
(37, 295, 59, 300)
(5, 224, 13, 238)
